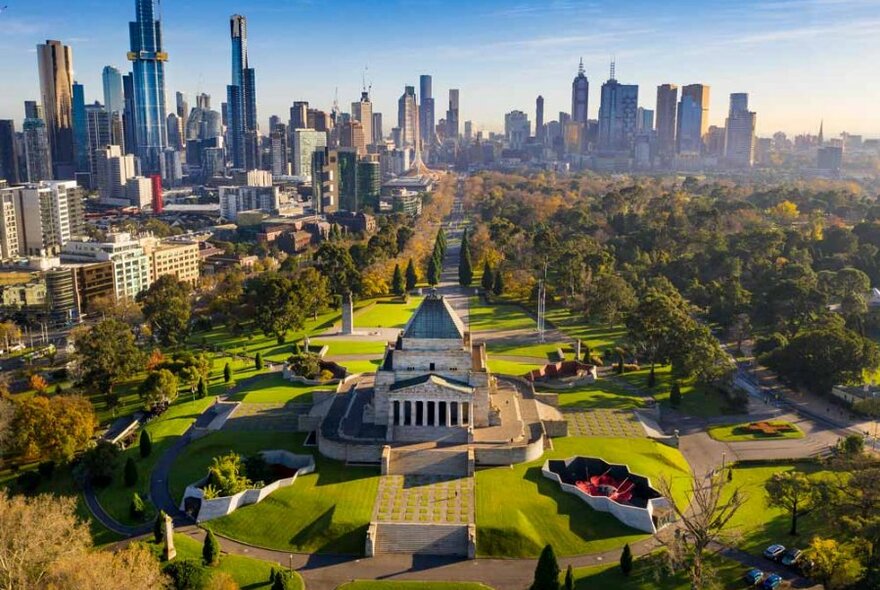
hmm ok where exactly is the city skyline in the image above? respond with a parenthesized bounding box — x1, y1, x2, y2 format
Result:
(0, 0, 879, 137)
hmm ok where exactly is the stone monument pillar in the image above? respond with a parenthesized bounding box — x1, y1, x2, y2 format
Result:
(575, 339, 582, 361)
(342, 293, 354, 335)
(163, 515, 176, 560)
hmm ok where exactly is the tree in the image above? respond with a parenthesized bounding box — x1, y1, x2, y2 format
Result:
(255, 352, 263, 371)
(391, 264, 404, 296)
(0, 492, 91, 589)
(405, 258, 418, 291)
(129, 492, 146, 520)
(154, 511, 167, 544)
(805, 537, 864, 590)
(203, 530, 220, 566)
(583, 272, 636, 326)
(138, 275, 192, 347)
(81, 440, 121, 487)
(271, 570, 294, 590)
(245, 273, 307, 342)
(427, 254, 441, 286)
(29, 374, 49, 396)
(658, 471, 746, 590)
(481, 261, 494, 292)
(139, 370, 179, 411)
(12, 395, 98, 464)
(45, 544, 169, 590)
(492, 268, 505, 296)
(204, 571, 238, 590)
(164, 559, 208, 590)
(223, 363, 232, 384)
(197, 376, 208, 399)
(841, 434, 864, 457)
(563, 565, 574, 590)
(459, 228, 473, 287)
(179, 366, 200, 399)
(73, 319, 142, 399)
(765, 471, 816, 536)
(295, 267, 331, 320)
(620, 543, 633, 576)
(313, 242, 361, 296)
(124, 457, 138, 487)
(0, 399, 14, 458)
(530, 544, 560, 590)
(669, 381, 682, 408)
(206, 452, 251, 497)
(140, 429, 152, 458)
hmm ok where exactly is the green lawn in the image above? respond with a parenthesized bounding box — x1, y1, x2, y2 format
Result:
(94, 397, 215, 526)
(486, 341, 569, 359)
(146, 534, 303, 590)
(469, 297, 537, 332)
(551, 381, 650, 410)
(722, 462, 834, 555)
(316, 340, 390, 356)
(475, 437, 691, 558)
(617, 366, 742, 418)
(205, 438, 379, 555)
(487, 358, 546, 376)
(229, 373, 330, 404)
(338, 359, 384, 374)
(355, 297, 425, 328)
(707, 421, 804, 442)
(573, 553, 743, 590)
(543, 308, 626, 351)
(338, 583, 494, 590)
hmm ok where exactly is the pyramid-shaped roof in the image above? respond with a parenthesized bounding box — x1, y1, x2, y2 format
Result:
(402, 293, 465, 340)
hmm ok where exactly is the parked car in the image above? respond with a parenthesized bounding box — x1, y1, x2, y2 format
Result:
(744, 568, 765, 585)
(781, 548, 802, 567)
(761, 573, 783, 589)
(763, 544, 786, 561)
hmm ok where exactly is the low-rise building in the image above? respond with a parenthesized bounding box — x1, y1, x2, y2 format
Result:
(140, 237, 200, 285)
(61, 232, 151, 300)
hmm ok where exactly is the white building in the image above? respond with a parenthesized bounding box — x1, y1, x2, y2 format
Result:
(724, 93, 756, 168)
(219, 185, 282, 221)
(504, 111, 531, 150)
(0, 191, 19, 260)
(96, 145, 137, 201)
(61, 232, 151, 299)
(2, 181, 84, 258)
(126, 176, 153, 209)
(292, 129, 327, 179)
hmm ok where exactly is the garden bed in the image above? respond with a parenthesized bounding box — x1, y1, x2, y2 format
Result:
(707, 420, 804, 442)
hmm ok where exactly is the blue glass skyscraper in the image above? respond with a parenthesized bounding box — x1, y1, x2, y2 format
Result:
(228, 14, 259, 171)
(102, 66, 125, 117)
(128, 0, 168, 176)
(72, 82, 89, 176)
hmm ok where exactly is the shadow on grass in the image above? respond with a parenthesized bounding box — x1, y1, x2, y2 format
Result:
(290, 506, 368, 555)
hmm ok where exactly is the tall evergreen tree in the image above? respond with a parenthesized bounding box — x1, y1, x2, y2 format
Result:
(620, 543, 633, 576)
(405, 258, 418, 291)
(427, 255, 441, 286)
(123, 457, 138, 487)
(223, 362, 232, 384)
(530, 544, 561, 590)
(492, 268, 505, 296)
(564, 565, 574, 590)
(391, 264, 404, 296)
(153, 510, 166, 544)
(197, 376, 208, 399)
(139, 429, 152, 458)
(481, 261, 494, 292)
(459, 229, 473, 287)
(202, 529, 220, 566)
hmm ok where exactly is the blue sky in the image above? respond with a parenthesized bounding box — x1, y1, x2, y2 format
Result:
(1, 0, 879, 136)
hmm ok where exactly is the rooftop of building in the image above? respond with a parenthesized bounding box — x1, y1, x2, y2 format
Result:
(402, 293, 466, 340)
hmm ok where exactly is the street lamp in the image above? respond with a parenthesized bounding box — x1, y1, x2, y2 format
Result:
(288, 554, 293, 574)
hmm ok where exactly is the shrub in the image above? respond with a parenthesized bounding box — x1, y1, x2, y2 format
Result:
(154, 510, 167, 544)
(17, 471, 41, 493)
(130, 492, 146, 519)
(271, 571, 295, 590)
(255, 352, 263, 371)
(276, 334, 286, 345)
(164, 559, 208, 590)
(202, 484, 220, 500)
(670, 381, 682, 408)
(318, 369, 335, 382)
(620, 543, 633, 576)
(203, 529, 220, 566)
(37, 461, 55, 479)
(197, 376, 208, 399)
(122, 458, 138, 488)
(287, 353, 321, 380)
(223, 363, 232, 384)
(140, 429, 152, 458)
(754, 332, 788, 357)
(206, 452, 251, 497)
(82, 440, 121, 487)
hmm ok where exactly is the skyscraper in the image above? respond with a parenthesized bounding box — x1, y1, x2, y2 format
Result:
(724, 93, 757, 168)
(446, 89, 460, 140)
(72, 82, 89, 177)
(676, 84, 709, 155)
(122, 73, 137, 155)
(351, 92, 373, 148)
(504, 111, 530, 150)
(128, 0, 169, 176)
(372, 113, 383, 144)
(175, 91, 189, 145)
(597, 63, 638, 153)
(571, 58, 589, 126)
(227, 14, 259, 170)
(270, 124, 289, 176)
(655, 84, 678, 160)
(37, 40, 75, 179)
(419, 75, 434, 147)
(289, 101, 309, 130)
(0, 121, 20, 185)
(536, 95, 545, 142)
(23, 118, 53, 183)
(397, 86, 419, 149)
(102, 66, 125, 117)
(85, 103, 111, 187)
(24, 101, 44, 121)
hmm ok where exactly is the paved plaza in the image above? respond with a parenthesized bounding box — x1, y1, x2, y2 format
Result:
(221, 403, 310, 431)
(374, 475, 474, 524)
(563, 408, 645, 438)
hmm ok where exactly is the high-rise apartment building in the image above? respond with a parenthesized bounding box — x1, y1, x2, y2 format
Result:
(96, 145, 137, 201)
(166, 113, 182, 150)
(397, 86, 419, 149)
(128, 0, 168, 176)
(5, 180, 84, 257)
(536, 96, 545, 142)
(175, 91, 189, 144)
(419, 75, 434, 147)
(340, 120, 366, 156)
(270, 124, 289, 176)
(23, 118, 53, 182)
(571, 59, 589, 126)
(0, 121, 20, 185)
(724, 93, 757, 168)
(351, 92, 373, 149)
(292, 129, 327, 179)
(372, 113, 383, 144)
(0, 190, 19, 260)
(655, 83, 678, 159)
(504, 111, 530, 150)
(311, 148, 338, 214)
(676, 84, 709, 155)
(227, 14, 259, 170)
(62, 232, 151, 299)
(290, 101, 309, 130)
(37, 40, 75, 180)
(446, 89, 460, 140)
(85, 103, 112, 187)
(597, 63, 638, 153)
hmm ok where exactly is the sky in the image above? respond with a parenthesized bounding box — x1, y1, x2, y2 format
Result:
(1, 0, 879, 137)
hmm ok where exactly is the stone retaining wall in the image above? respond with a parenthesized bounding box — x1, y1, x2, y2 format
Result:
(473, 435, 545, 465)
(181, 450, 316, 523)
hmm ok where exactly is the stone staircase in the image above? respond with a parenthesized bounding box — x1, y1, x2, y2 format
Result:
(373, 523, 471, 557)
(388, 446, 469, 476)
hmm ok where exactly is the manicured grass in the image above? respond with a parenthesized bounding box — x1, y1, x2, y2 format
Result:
(339, 359, 384, 374)
(486, 358, 546, 376)
(543, 308, 626, 351)
(94, 397, 215, 526)
(618, 366, 742, 417)
(229, 373, 330, 404)
(316, 340, 390, 356)
(205, 439, 379, 555)
(338, 582, 494, 590)
(146, 534, 303, 590)
(475, 437, 691, 558)
(573, 553, 743, 590)
(551, 381, 649, 410)
(708, 421, 804, 442)
(722, 462, 834, 555)
(486, 341, 569, 359)
(469, 297, 537, 332)
(355, 297, 425, 328)
(168, 430, 308, 503)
